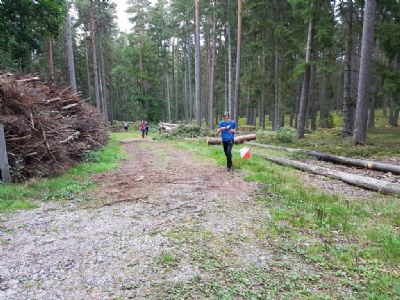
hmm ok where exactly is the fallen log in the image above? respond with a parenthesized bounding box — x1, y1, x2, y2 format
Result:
(249, 142, 400, 175)
(263, 155, 400, 196)
(207, 134, 256, 145)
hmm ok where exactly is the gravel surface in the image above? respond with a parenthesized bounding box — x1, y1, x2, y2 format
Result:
(1, 140, 355, 299)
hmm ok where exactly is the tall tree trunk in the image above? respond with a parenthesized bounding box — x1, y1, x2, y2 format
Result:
(188, 45, 193, 121)
(165, 63, 171, 122)
(234, 0, 243, 126)
(224, 46, 228, 112)
(208, 2, 216, 130)
(48, 38, 55, 80)
(294, 80, 302, 129)
(297, 6, 315, 139)
(184, 45, 189, 123)
(100, 48, 108, 122)
(260, 54, 266, 129)
(319, 70, 329, 128)
(204, 25, 210, 124)
(89, 0, 101, 110)
(194, 0, 201, 126)
(65, 2, 77, 94)
(171, 40, 176, 122)
(174, 45, 179, 122)
(227, 3, 233, 117)
(85, 43, 91, 103)
(273, 19, 282, 131)
(342, 0, 354, 136)
(353, 0, 376, 145)
(310, 63, 317, 131)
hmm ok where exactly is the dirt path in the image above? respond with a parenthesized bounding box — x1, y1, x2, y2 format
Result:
(1, 140, 354, 299)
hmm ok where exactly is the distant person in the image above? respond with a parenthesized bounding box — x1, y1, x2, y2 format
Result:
(139, 120, 146, 139)
(123, 122, 129, 131)
(144, 121, 149, 137)
(217, 112, 236, 172)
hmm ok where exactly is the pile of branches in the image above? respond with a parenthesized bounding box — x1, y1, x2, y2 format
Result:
(0, 73, 108, 181)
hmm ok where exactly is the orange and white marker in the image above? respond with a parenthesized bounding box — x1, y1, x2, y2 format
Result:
(240, 147, 251, 160)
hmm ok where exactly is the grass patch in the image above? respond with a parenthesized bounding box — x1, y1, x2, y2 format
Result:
(172, 138, 400, 298)
(0, 132, 127, 212)
(157, 251, 178, 267)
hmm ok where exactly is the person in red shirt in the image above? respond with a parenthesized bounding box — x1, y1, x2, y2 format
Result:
(139, 120, 146, 139)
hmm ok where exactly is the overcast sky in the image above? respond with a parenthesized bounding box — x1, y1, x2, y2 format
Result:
(114, 0, 131, 32)
(114, 0, 158, 32)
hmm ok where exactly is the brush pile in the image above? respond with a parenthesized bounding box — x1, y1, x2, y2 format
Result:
(0, 73, 108, 181)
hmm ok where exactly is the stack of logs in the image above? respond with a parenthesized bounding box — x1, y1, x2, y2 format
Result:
(158, 122, 180, 134)
(0, 73, 108, 181)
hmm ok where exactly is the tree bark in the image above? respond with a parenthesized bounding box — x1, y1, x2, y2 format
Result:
(85, 43, 91, 103)
(65, 2, 77, 94)
(188, 44, 193, 122)
(342, 0, 354, 137)
(194, 0, 201, 126)
(273, 24, 282, 131)
(353, 0, 376, 145)
(48, 38, 55, 81)
(89, 0, 101, 110)
(309, 62, 317, 130)
(297, 6, 315, 139)
(234, 0, 243, 127)
(208, 1, 216, 130)
(100, 48, 108, 122)
(319, 69, 329, 128)
(227, 0, 233, 117)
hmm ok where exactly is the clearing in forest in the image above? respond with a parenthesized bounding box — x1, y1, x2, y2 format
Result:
(0, 138, 399, 299)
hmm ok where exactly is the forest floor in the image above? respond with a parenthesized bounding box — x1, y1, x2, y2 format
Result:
(1, 135, 399, 299)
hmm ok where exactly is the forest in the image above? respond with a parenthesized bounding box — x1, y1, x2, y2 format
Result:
(1, 1, 400, 299)
(1, 0, 399, 146)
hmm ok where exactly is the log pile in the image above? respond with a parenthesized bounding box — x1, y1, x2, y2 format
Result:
(262, 155, 400, 196)
(248, 142, 400, 174)
(207, 134, 257, 145)
(159, 122, 180, 134)
(0, 73, 108, 181)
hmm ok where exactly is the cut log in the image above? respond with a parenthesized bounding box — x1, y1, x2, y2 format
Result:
(62, 103, 78, 110)
(249, 142, 400, 174)
(248, 142, 302, 153)
(16, 76, 40, 84)
(207, 134, 256, 145)
(263, 155, 400, 196)
(60, 131, 80, 144)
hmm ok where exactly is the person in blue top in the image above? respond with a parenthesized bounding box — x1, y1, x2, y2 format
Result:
(217, 112, 237, 172)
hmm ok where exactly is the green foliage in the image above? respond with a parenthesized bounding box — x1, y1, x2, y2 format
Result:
(0, 0, 66, 68)
(326, 114, 335, 129)
(257, 128, 296, 144)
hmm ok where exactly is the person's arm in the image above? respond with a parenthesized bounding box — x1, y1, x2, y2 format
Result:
(217, 122, 223, 135)
(229, 122, 236, 134)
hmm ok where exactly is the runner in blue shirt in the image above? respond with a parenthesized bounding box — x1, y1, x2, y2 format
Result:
(217, 112, 237, 172)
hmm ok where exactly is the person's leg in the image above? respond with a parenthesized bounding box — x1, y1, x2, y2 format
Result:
(222, 142, 229, 168)
(226, 141, 233, 169)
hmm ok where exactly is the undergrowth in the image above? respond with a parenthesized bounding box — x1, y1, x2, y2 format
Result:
(0, 132, 127, 212)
